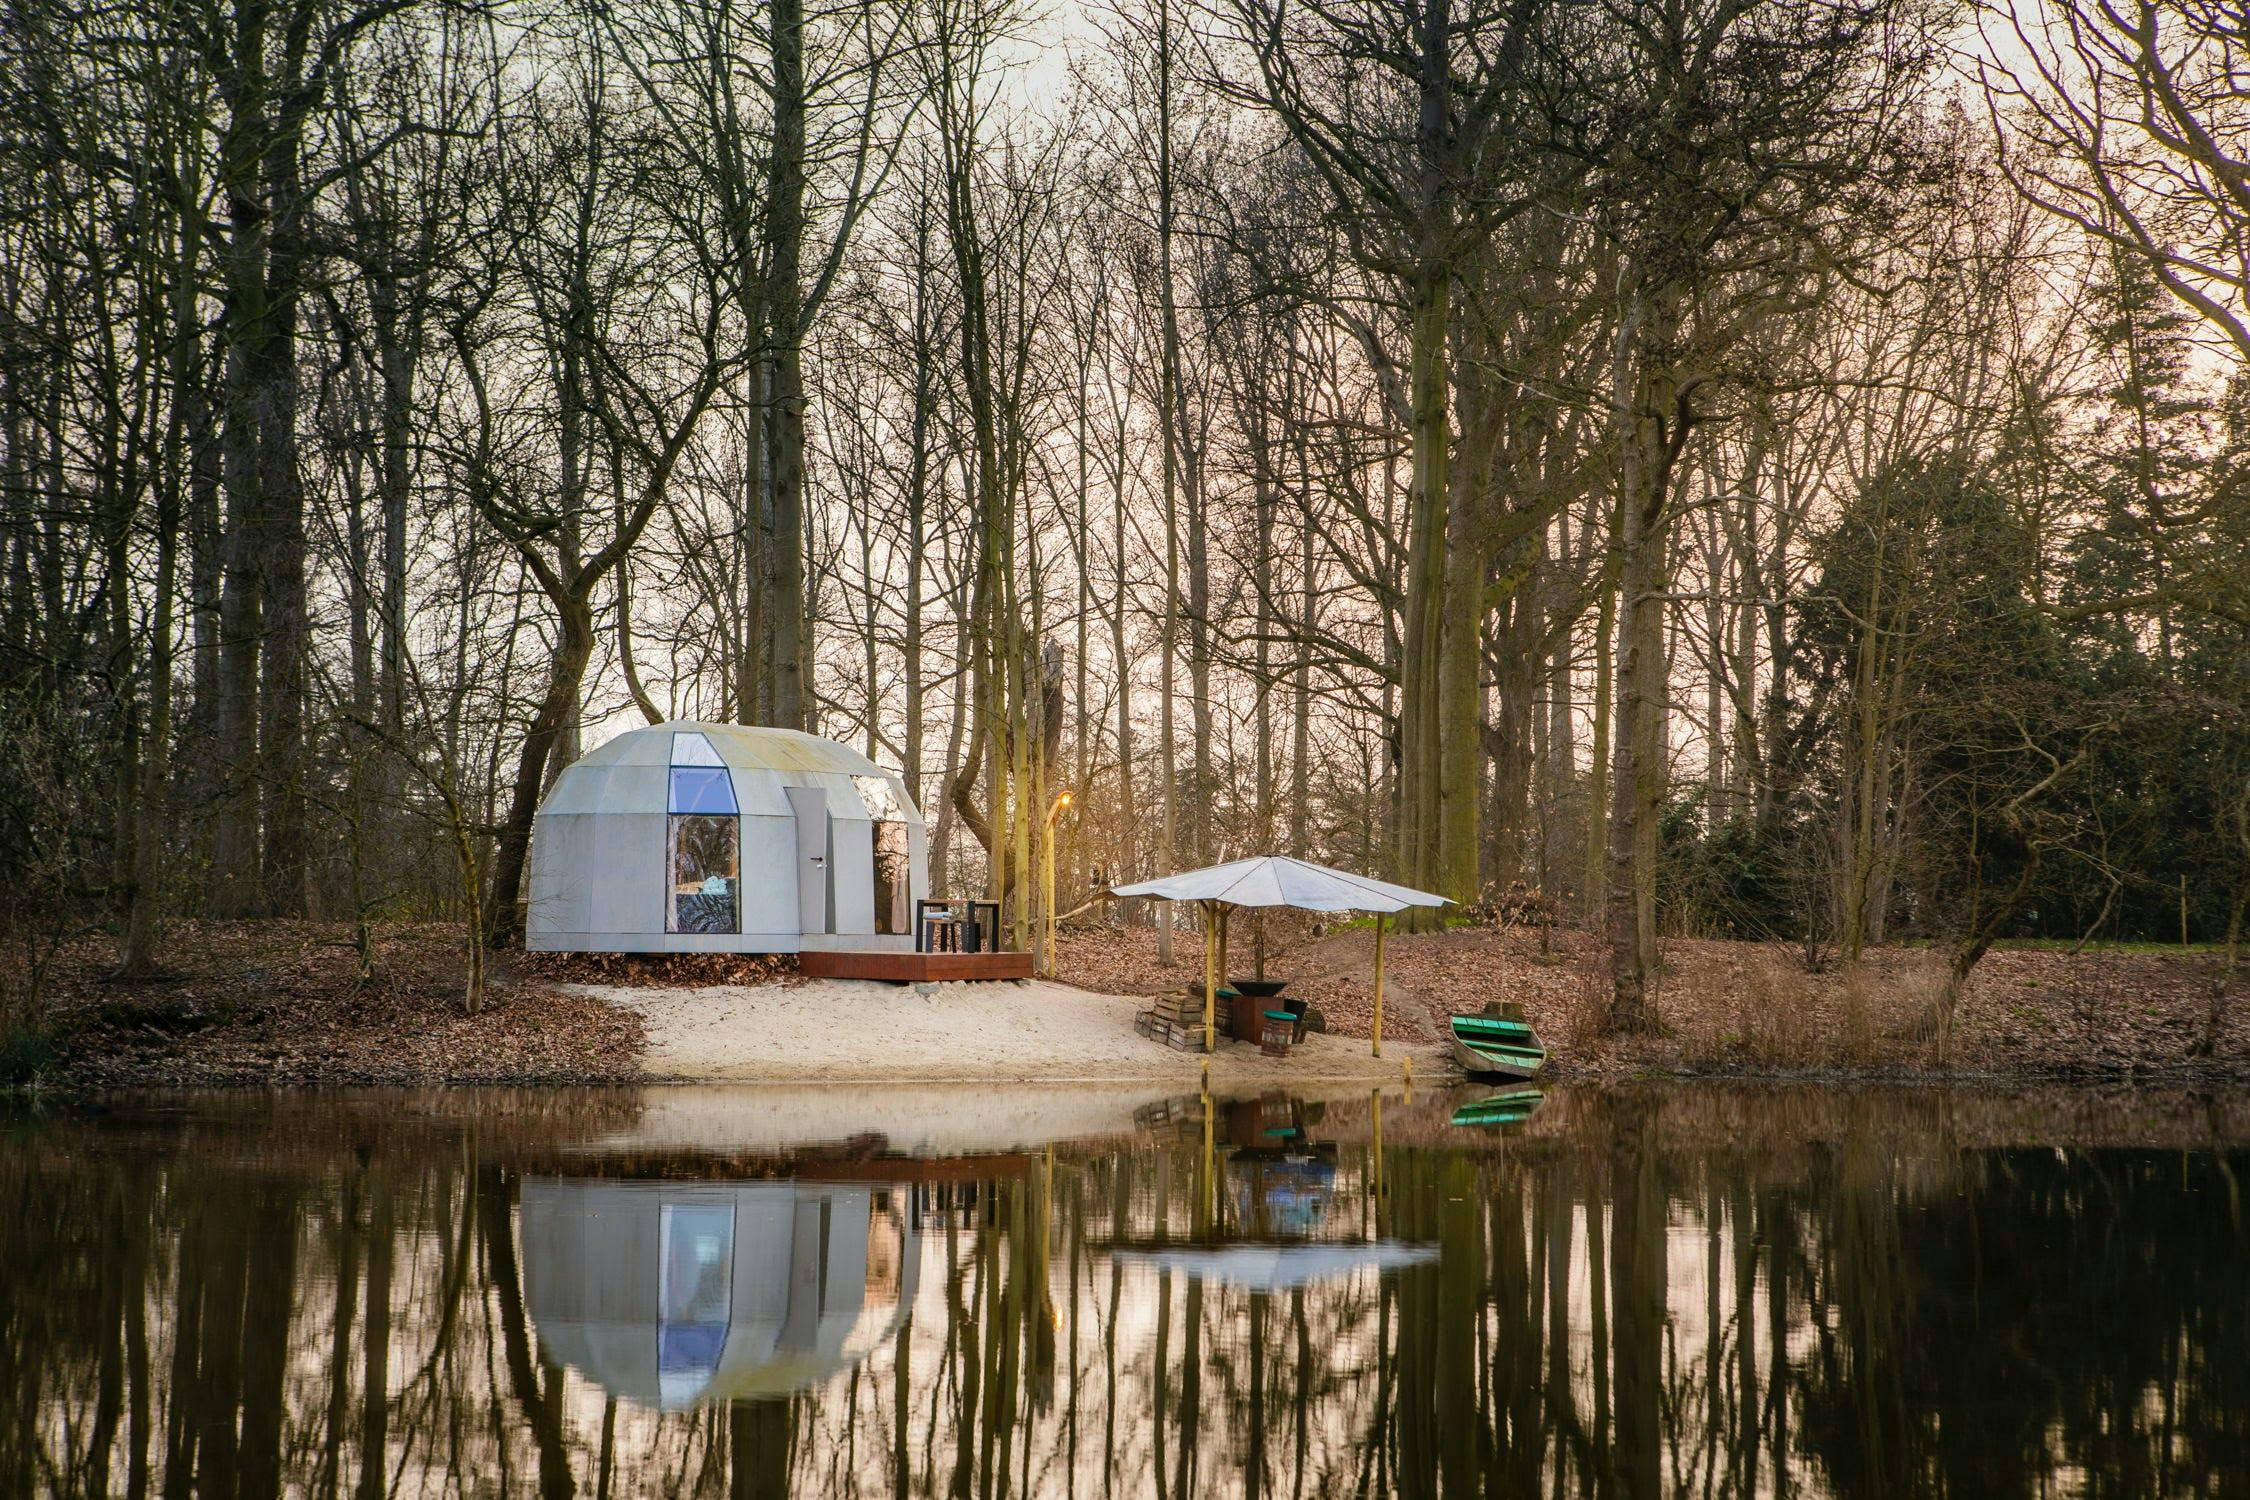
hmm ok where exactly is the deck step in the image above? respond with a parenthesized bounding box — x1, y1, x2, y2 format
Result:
(800, 950, 1034, 982)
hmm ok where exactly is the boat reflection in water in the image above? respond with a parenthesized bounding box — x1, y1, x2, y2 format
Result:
(1448, 1084, 1545, 1130)
(521, 1178, 919, 1408)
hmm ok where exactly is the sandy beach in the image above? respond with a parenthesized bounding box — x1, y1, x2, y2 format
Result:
(577, 975, 1441, 1089)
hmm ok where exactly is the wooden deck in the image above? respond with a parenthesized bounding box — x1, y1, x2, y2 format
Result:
(797, 949, 1035, 982)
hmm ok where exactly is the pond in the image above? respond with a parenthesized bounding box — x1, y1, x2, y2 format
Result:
(0, 1083, 2243, 1498)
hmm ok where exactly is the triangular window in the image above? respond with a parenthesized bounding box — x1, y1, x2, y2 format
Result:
(671, 731, 724, 767)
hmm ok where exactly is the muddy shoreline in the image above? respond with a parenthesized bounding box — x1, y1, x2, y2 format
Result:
(14, 918, 2247, 1093)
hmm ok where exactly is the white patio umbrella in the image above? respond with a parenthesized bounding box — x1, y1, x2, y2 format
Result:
(1109, 855, 1448, 1056)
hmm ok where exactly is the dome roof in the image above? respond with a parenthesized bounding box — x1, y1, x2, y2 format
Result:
(577, 721, 887, 777)
(535, 721, 916, 820)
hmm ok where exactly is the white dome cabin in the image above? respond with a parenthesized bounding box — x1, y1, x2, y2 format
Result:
(526, 721, 951, 971)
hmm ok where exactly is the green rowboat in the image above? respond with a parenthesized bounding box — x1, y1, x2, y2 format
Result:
(1447, 1007, 1549, 1081)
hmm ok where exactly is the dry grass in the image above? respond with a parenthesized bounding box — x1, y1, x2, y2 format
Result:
(1662, 948, 1946, 1071)
(1057, 921, 2248, 1080)
(30, 920, 644, 1090)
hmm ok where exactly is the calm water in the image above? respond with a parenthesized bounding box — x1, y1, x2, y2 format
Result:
(1, 1084, 2244, 1498)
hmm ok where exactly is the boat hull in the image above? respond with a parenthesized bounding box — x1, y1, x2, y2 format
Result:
(1447, 1013, 1548, 1081)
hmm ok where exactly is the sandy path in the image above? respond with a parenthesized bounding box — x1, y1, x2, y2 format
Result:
(575, 977, 1443, 1090)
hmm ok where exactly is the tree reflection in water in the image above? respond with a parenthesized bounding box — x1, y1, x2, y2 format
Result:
(0, 1087, 2243, 1498)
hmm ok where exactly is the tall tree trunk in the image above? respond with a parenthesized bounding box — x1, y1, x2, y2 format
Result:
(1603, 291, 1681, 1032)
(766, 0, 809, 730)
(1397, 256, 1449, 918)
(208, 0, 273, 917)
(1544, 507, 1577, 901)
(1486, 591, 1539, 889)
(485, 600, 594, 946)
(740, 366, 770, 724)
(1434, 411, 1486, 911)
(1108, 417, 1136, 893)
(1290, 415, 1316, 859)
(1155, 0, 1180, 958)
(185, 341, 224, 748)
(1394, 0, 1464, 923)
(255, 11, 316, 917)
(1184, 401, 1212, 864)
(1582, 513, 1616, 922)
(1251, 424, 1276, 846)
(121, 182, 201, 975)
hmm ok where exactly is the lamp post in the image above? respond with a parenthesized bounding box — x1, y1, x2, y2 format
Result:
(1041, 790, 1074, 976)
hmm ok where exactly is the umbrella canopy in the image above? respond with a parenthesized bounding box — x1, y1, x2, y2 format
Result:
(1110, 856, 1444, 1059)
(1112, 1239, 1438, 1291)
(1109, 855, 1447, 914)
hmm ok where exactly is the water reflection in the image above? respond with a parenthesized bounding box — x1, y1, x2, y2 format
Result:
(1106, 1095, 1439, 1291)
(520, 1180, 919, 1409)
(0, 1085, 2243, 1498)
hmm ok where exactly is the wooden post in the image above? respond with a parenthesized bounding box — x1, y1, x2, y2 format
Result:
(1041, 818, 1056, 976)
(1372, 910, 1387, 1058)
(1203, 901, 1218, 1054)
(2182, 874, 2190, 947)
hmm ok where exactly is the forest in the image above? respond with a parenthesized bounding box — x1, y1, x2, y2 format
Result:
(2, 0, 2246, 1045)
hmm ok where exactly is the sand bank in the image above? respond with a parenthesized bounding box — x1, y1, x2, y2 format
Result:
(574, 976, 1441, 1090)
(551, 1080, 1422, 1158)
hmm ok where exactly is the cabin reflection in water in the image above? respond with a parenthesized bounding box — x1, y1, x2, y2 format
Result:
(520, 1179, 919, 1408)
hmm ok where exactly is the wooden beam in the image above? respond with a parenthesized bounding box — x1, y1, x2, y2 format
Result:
(1203, 900, 1218, 1053)
(1372, 911, 1387, 1058)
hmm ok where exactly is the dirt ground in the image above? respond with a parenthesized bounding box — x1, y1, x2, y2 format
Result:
(16, 917, 2246, 1090)
(20, 920, 1429, 1092)
(24, 921, 643, 1089)
(1054, 917, 2250, 1080)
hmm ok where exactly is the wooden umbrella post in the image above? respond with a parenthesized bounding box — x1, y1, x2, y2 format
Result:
(1372, 911, 1387, 1058)
(1203, 901, 1218, 1054)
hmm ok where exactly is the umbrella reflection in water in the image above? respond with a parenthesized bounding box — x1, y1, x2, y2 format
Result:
(1105, 1094, 1438, 1291)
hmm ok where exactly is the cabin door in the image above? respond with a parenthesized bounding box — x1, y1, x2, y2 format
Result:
(785, 786, 831, 934)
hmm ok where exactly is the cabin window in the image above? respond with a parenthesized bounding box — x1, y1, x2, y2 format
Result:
(667, 760, 739, 934)
(872, 820, 909, 935)
(853, 774, 905, 820)
(669, 817, 739, 934)
(669, 767, 737, 815)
